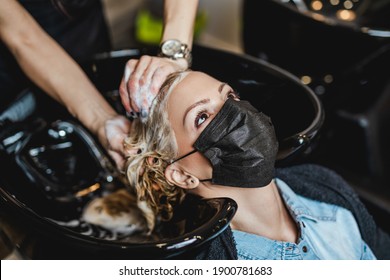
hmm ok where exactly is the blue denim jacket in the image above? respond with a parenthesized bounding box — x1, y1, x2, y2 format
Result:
(232, 178, 377, 260)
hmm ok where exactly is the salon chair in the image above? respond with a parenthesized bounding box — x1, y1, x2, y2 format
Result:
(0, 45, 323, 259)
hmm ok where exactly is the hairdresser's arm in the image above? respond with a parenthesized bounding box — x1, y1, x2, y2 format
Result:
(0, 0, 130, 168)
(161, 0, 198, 48)
(119, 0, 199, 116)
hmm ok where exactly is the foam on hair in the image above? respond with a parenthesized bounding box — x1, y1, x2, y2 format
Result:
(124, 71, 189, 232)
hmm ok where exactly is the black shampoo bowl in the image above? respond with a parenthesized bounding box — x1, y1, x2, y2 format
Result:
(89, 45, 324, 164)
(0, 45, 323, 259)
(0, 111, 236, 259)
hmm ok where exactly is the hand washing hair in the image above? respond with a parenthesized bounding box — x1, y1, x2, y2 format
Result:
(124, 71, 188, 231)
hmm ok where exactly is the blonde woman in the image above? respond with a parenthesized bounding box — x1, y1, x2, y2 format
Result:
(86, 71, 389, 260)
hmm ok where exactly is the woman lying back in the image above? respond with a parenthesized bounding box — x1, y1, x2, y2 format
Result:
(122, 70, 379, 260)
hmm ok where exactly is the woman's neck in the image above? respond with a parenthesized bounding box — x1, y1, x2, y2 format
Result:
(194, 180, 299, 243)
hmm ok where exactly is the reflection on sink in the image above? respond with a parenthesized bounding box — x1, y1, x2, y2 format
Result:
(15, 120, 117, 203)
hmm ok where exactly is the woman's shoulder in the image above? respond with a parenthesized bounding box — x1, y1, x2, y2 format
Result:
(275, 163, 357, 201)
(275, 163, 369, 218)
(275, 163, 387, 257)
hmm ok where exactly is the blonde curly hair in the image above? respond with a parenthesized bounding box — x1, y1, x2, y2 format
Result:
(124, 71, 189, 232)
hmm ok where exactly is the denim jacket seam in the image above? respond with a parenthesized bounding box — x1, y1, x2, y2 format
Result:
(277, 179, 339, 222)
(237, 250, 263, 260)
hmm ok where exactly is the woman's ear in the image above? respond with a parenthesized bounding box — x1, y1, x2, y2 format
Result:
(164, 164, 199, 189)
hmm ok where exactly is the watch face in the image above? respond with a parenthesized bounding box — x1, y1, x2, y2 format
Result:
(162, 40, 182, 57)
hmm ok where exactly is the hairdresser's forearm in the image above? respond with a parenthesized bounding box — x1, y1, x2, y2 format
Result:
(162, 0, 199, 48)
(0, 0, 116, 136)
(13, 37, 117, 135)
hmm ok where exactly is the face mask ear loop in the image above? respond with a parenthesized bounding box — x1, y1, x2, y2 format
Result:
(199, 179, 212, 183)
(168, 149, 198, 166)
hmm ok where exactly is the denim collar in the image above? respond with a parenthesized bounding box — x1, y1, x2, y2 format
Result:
(275, 178, 320, 223)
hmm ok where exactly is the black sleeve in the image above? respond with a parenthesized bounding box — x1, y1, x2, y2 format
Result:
(192, 227, 238, 260)
(374, 228, 390, 259)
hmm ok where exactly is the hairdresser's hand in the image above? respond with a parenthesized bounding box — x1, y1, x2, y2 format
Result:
(119, 55, 188, 118)
(98, 115, 132, 170)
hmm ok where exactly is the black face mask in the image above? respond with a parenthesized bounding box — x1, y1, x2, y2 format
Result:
(171, 98, 279, 188)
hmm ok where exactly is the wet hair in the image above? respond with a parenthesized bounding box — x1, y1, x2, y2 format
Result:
(124, 71, 188, 231)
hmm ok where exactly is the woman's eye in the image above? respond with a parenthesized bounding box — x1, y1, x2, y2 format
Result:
(195, 112, 209, 128)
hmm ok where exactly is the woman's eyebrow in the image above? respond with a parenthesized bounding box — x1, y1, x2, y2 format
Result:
(183, 98, 210, 125)
(219, 83, 227, 93)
